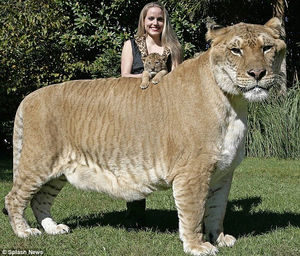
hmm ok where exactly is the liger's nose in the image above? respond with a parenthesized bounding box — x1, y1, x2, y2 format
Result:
(247, 69, 267, 81)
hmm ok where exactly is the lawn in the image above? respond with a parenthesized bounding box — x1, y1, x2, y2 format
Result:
(0, 157, 299, 256)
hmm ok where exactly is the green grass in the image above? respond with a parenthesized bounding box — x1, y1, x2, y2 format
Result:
(0, 157, 299, 256)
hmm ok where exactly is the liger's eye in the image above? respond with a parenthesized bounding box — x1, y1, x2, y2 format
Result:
(231, 48, 242, 56)
(263, 45, 273, 53)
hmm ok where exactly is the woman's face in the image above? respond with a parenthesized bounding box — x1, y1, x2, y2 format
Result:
(144, 7, 164, 37)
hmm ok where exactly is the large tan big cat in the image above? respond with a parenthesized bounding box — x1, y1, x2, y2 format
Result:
(140, 53, 168, 89)
(4, 18, 286, 256)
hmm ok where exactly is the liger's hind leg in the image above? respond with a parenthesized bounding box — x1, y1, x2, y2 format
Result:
(5, 172, 44, 238)
(3, 101, 41, 237)
(31, 175, 70, 235)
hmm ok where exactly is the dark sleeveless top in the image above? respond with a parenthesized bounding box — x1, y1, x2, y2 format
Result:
(130, 39, 144, 74)
(130, 38, 172, 74)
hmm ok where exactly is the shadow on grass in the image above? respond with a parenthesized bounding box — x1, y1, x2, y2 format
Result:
(0, 156, 13, 181)
(64, 209, 179, 233)
(224, 197, 300, 237)
(63, 197, 300, 237)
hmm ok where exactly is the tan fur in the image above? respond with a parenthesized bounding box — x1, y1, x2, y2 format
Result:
(140, 53, 168, 89)
(4, 18, 286, 256)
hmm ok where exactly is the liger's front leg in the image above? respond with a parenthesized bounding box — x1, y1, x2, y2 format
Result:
(204, 172, 236, 247)
(172, 171, 218, 256)
(152, 70, 168, 84)
(140, 71, 151, 89)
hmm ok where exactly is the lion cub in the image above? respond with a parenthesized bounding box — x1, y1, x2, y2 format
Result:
(140, 53, 168, 89)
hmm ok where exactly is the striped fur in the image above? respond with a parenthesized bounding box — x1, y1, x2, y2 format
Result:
(4, 18, 286, 256)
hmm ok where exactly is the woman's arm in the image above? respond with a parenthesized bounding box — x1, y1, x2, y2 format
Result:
(121, 40, 142, 78)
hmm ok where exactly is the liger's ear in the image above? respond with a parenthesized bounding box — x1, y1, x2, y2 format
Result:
(264, 17, 284, 38)
(205, 23, 227, 43)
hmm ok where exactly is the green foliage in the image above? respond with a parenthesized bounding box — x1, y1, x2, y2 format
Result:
(246, 84, 300, 159)
(54, 0, 137, 80)
(162, 0, 207, 57)
(0, 0, 67, 92)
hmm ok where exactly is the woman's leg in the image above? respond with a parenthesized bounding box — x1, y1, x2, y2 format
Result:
(125, 199, 146, 226)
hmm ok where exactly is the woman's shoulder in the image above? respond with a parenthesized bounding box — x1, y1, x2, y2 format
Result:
(123, 39, 134, 53)
(124, 38, 141, 49)
(123, 39, 132, 46)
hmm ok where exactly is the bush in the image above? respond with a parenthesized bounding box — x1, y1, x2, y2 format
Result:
(246, 84, 300, 159)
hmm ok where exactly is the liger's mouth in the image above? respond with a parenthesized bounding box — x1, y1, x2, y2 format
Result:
(238, 84, 271, 93)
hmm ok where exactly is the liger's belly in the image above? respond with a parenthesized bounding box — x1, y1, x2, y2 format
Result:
(63, 153, 170, 201)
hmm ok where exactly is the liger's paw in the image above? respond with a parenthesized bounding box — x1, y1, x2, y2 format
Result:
(151, 79, 159, 85)
(140, 82, 149, 89)
(184, 241, 218, 256)
(17, 228, 42, 238)
(44, 223, 70, 235)
(216, 233, 236, 247)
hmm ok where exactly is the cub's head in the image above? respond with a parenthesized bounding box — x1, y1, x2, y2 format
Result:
(143, 53, 167, 77)
(206, 17, 286, 101)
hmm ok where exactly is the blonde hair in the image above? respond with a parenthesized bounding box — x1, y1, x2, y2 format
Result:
(136, 2, 183, 65)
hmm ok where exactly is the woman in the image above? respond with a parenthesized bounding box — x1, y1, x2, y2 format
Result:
(120, 2, 182, 226)
(121, 2, 182, 78)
